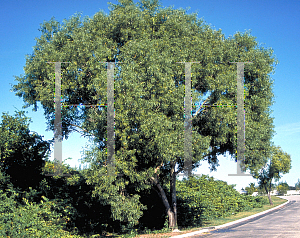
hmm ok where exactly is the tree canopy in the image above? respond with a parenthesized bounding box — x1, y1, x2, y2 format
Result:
(12, 0, 278, 228)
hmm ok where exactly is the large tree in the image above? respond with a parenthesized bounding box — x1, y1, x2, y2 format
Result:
(13, 0, 277, 229)
(255, 145, 291, 205)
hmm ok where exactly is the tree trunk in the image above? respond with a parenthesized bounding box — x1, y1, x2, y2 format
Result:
(150, 175, 176, 229)
(267, 192, 273, 205)
(170, 161, 178, 229)
(264, 184, 273, 205)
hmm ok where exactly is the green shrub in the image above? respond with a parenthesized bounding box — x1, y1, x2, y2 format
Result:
(277, 182, 289, 195)
(0, 188, 82, 237)
(171, 175, 268, 227)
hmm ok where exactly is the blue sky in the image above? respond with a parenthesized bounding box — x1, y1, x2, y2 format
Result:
(1, 0, 299, 190)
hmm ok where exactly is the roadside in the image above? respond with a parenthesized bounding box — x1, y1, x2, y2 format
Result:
(131, 196, 288, 238)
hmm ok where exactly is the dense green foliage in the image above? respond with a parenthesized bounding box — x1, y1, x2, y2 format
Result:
(40, 160, 126, 236)
(0, 111, 50, 191)
(0, 172, 82, 237)
(168, 175, 268, 227)
(0, 156, 270, 237)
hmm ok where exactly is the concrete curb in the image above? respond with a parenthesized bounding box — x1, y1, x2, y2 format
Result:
(171, 197, 290, 238)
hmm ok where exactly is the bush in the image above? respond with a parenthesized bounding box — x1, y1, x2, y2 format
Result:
(277, 182, 289, 196)
(0, 188, 82, 237)
(39, 160, 117, 236)
(171, 175, 268, 227)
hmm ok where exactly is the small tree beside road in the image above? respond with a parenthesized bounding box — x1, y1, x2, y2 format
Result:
(255, 145, 291, 205)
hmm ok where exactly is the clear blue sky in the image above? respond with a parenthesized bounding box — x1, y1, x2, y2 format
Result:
(1, 0, 299, 190)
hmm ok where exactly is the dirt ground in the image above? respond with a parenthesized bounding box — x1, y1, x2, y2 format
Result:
(134, 228, 207, 238)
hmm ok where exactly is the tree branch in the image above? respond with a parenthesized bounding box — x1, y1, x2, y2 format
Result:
(69, 123, 95, 137)
(193, 97, 210, 118)
(175, 167, 184, 176)
(155, 162, 164, 174)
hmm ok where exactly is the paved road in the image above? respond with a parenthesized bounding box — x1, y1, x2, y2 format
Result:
(192, 195, 300, 238)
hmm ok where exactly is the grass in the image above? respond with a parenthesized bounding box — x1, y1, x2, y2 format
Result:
(100, 195, 287, 238)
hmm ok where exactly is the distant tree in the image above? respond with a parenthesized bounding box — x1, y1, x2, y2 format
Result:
(295, 179, 300, 191)
(245, 182, 256, 195)
(0, 111, 51, 191)
(255, 145, 291, 205)
(288, 186, 296, 190)
(277, 182, 289, 196)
